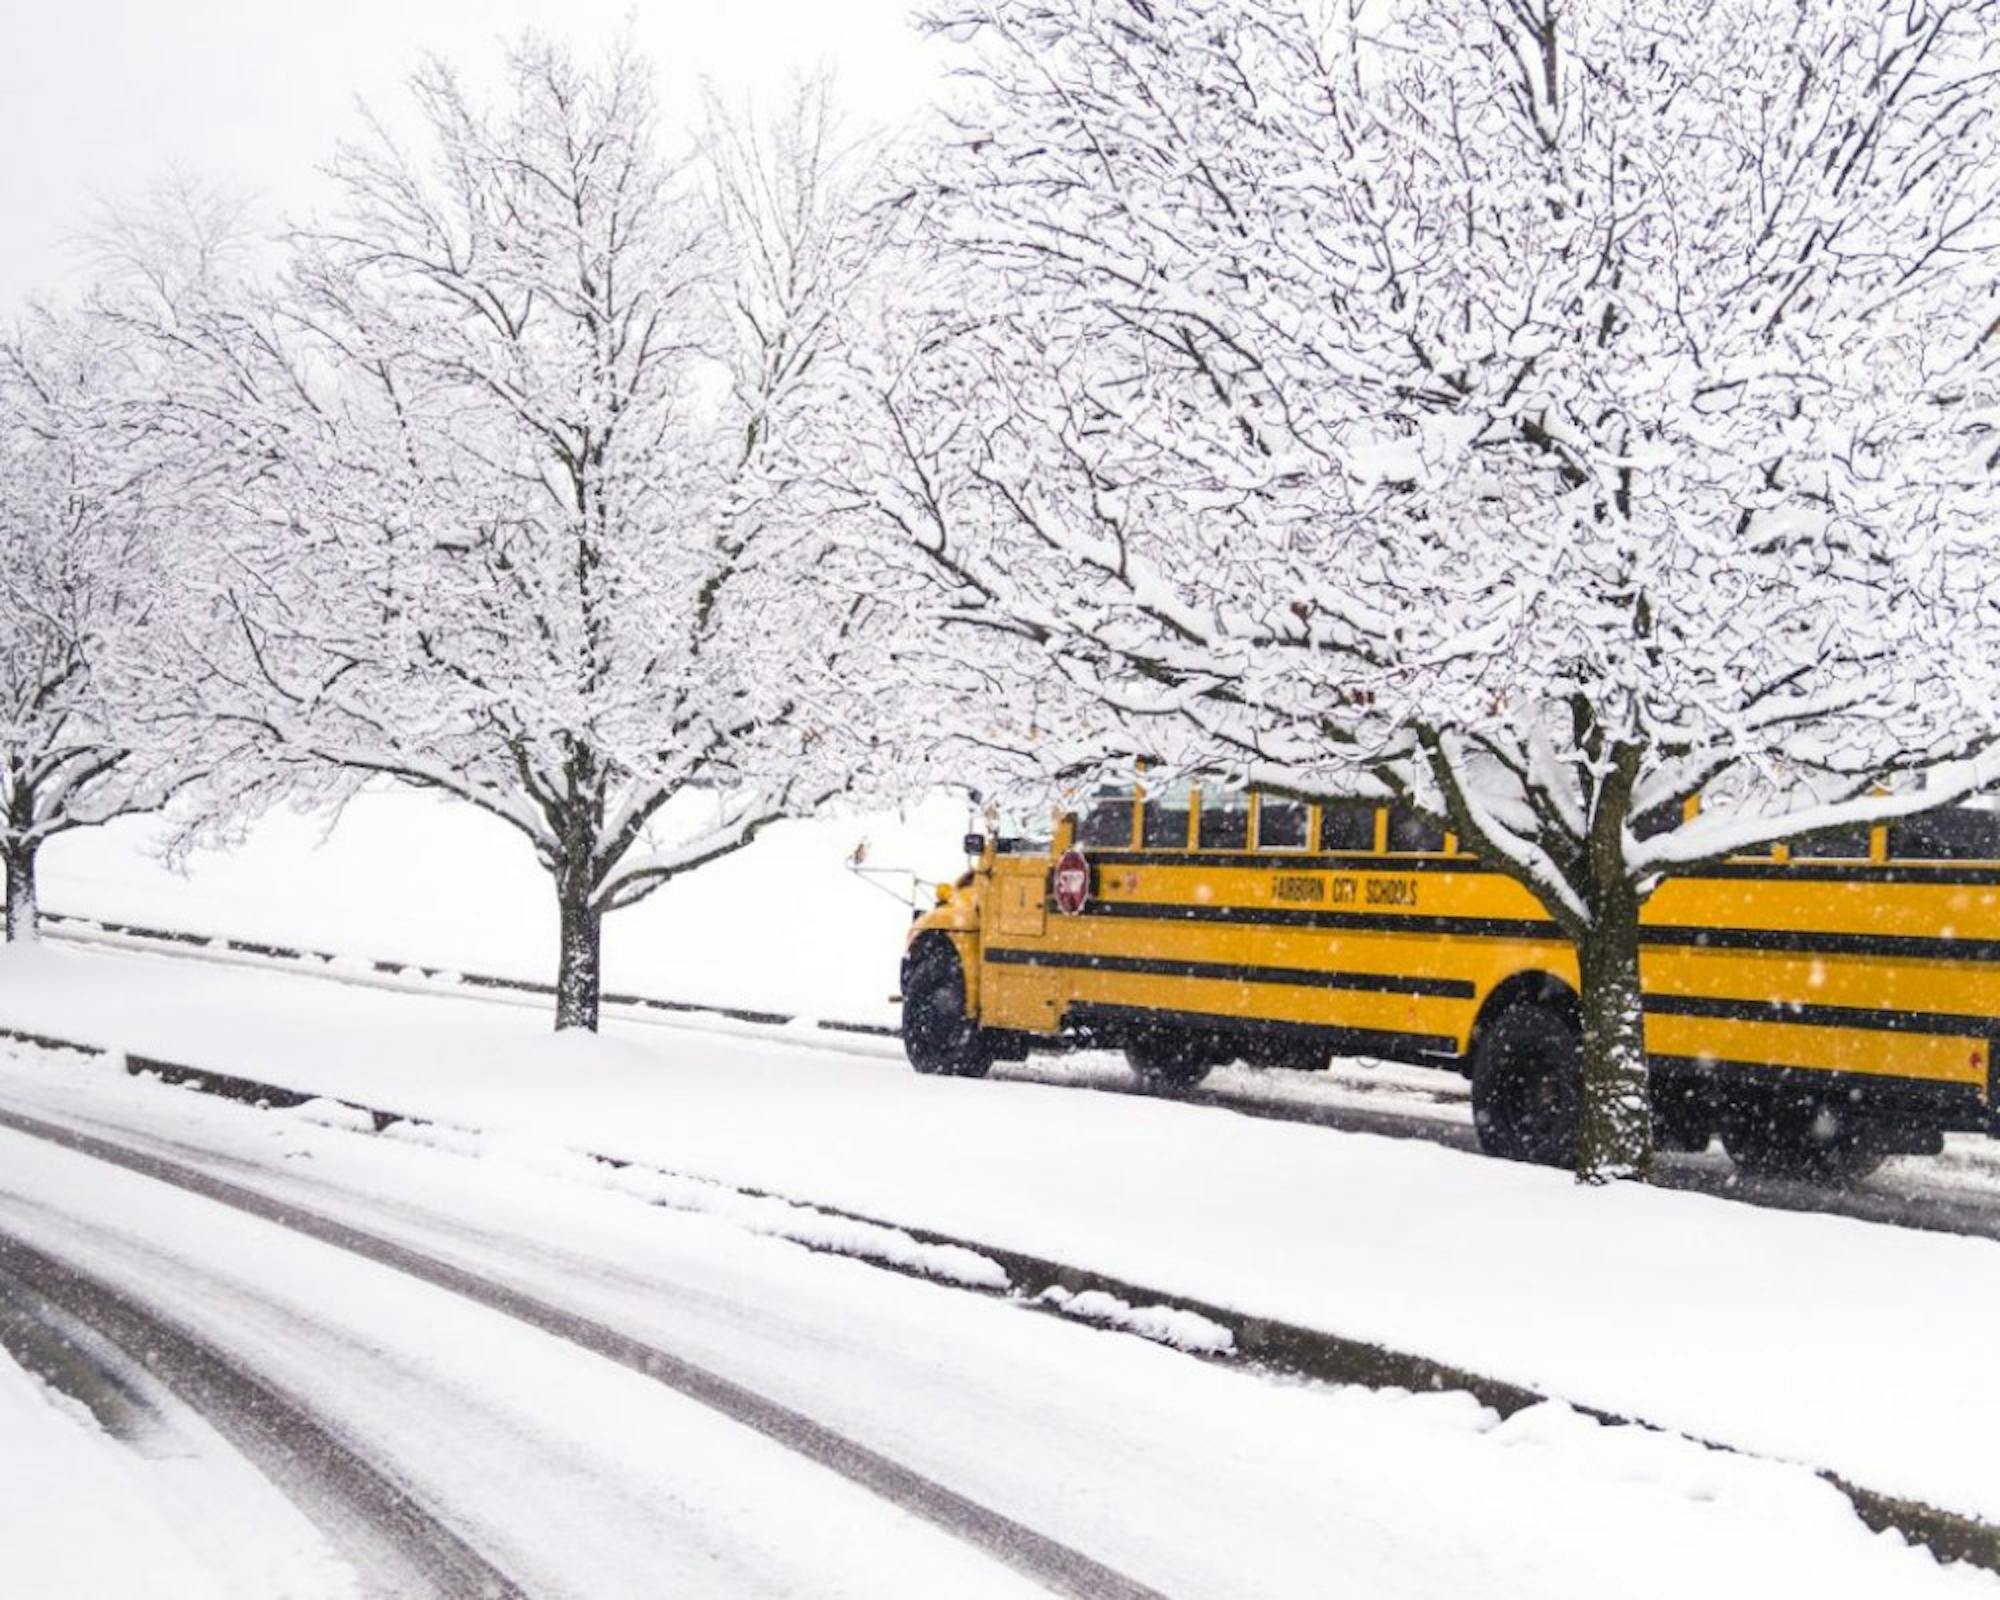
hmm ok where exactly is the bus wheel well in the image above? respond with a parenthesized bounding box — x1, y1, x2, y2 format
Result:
(1465, 973, 1579, 1070)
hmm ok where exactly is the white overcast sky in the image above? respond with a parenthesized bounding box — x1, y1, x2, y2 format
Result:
(0, 0, 946, 310)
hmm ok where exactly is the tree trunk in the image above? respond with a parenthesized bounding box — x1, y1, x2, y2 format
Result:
(554, 877, 602, 1033)
(4, 838, 38, 944)
(1575, 882, 1651, 1183)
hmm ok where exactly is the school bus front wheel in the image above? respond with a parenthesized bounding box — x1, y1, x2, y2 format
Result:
(901, 936, 995, 1078)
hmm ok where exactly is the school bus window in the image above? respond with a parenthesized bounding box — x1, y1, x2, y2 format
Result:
(1075, 790, 1136, 848)
(1196, 788, 1251, 850)
(1788, 824, 1872, 860)
(1320, 801, 1377, 853)
(994, 808, 1051, 854)
(1890, 806, 2000, 862)
(1254, 795, 1310, 851)
(1632, 799, 1682, 841)
(1386, 807, 1447, 854)
(1141, 781, 1195, 849)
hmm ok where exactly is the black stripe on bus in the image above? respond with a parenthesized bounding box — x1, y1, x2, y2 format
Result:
(1054, 899, 1564, 941)
(1061, 1003, 1461, 1067)
(1079, 849, 2000, 888)
(1642, 992, 1996, 1039)
(1666, 861, 2000, 885)
(1638, 925, 2000, 964)
(1081, 850, 1483, 873)
(985, 946, 1475, 1000)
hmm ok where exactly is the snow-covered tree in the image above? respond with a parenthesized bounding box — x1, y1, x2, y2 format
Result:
(128, 38, 891, 1030)
(843, 0, 2000, 1178)
(0, 312, 212, 941)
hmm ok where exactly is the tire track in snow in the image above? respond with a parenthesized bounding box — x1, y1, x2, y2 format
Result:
(0, 1105, 1171, 1600)
(0, 1227, 525, 1600)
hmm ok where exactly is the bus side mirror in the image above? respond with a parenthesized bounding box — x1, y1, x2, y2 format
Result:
(963, 833, 987, 856)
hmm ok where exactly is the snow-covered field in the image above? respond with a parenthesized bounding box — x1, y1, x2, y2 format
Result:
(39, 788, 971, 1026)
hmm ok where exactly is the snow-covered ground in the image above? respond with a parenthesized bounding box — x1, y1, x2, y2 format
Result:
(0, 1105, 1054, 1600)
(0, 1315, 362, 1599)
(0, 1046, 1990, 1600)
(5, 937, 2000, 1544)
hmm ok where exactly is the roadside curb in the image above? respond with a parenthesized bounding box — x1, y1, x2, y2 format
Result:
(3, 1020, 1996, 1576)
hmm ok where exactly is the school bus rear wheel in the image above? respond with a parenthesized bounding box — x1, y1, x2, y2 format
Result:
(1124, 1029, 1217, 1091)
(1470, 1004, 1581, 1168)
(901, 938, 994, 1078)
(1719, 1089, 1884, 1184)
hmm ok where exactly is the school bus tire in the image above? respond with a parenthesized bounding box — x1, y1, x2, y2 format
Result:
(901, 937, 994, 1079)
(1650, 1077, 1717, 1153)
(1124, 1029, 1216, 1090)
(1718, 1089, 1884, 1184)
(1469, 1003, 1581, 1167)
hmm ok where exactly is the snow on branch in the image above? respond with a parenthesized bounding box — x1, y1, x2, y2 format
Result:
(842, 0, 2000, 930)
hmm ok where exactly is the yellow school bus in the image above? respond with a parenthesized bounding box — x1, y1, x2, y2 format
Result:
(900, 787, 2000, 1176)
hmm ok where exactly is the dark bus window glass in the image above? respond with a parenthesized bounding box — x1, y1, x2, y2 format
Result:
(1197, 789, 1251, 850)
(1075, 792, 1134, 848)
(1320, 801, 1377, 853)
(1890, 808, 2000, 862)
(1788, 825, 1872, 860)
(1387, 807, 1447, 854)
(1255, 796, 1310, 850)
(1141, 783, 1194, 850)
(1632, 800, 1683, 841)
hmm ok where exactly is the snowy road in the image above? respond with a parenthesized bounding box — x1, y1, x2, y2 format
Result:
(0, 1062, 1988, 1600)
(0, 1103, 1163, 1600)
(0, 1228, 515, 1599)
(0, 1106, 1076, 1600)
